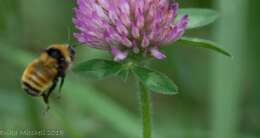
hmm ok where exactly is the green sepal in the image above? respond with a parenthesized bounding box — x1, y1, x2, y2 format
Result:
(117, 68, 130, 82)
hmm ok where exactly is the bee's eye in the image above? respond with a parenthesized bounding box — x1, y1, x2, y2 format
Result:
(46, 48, 62, 59)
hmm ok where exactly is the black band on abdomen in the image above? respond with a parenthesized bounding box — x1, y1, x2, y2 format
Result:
(22, 81, 41, 96)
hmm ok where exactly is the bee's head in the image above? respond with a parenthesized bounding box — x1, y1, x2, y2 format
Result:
(45, 47, 64, 61)
(41, 44, 76, 67)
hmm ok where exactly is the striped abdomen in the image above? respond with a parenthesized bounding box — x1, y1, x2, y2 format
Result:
(21, 60, 58, 96)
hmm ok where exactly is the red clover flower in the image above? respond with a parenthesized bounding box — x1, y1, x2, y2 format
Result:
(73, 0, 188, 61)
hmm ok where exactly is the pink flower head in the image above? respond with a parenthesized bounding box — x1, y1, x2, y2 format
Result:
(73, 0, 188, 61)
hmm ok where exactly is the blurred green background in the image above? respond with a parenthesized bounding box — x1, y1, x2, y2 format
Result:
(0, 0, 259, 138)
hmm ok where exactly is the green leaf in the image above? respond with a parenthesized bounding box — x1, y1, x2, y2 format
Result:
(178, 8, 218, 29)
(73, 59, 122, 79)
(178, 37, 232, 57)
(133, 66, 178, 95)
(117, 69, 130, 82)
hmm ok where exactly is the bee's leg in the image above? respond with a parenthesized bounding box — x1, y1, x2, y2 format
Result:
(42, 80, 57, 111)
(42, 93, 50, 113)
(58, 75, 65, 94)
(56, 70, 66, 99)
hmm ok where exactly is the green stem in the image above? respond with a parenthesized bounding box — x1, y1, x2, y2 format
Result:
(139, 81, 152, 138)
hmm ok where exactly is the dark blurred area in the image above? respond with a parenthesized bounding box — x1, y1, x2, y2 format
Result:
(0, 0, 259, 138)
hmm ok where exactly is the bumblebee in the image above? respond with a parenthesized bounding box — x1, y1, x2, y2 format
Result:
(21, 44, 75, 110)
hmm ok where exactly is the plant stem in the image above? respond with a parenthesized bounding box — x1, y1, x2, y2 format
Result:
(139, 81, 152, 138)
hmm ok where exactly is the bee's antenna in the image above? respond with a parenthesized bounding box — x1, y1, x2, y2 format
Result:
(70, 42, 83, 48)
(66, 26, 83, 48)
(67, 26, 71, 44)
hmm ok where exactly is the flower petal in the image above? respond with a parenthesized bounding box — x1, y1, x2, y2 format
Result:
(141, 34, 150, 48)
(164, 14, 189, 42)
(111, 47, 128, 61)
(150, 48, 166, 60)
(131, 24, 140, 38)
